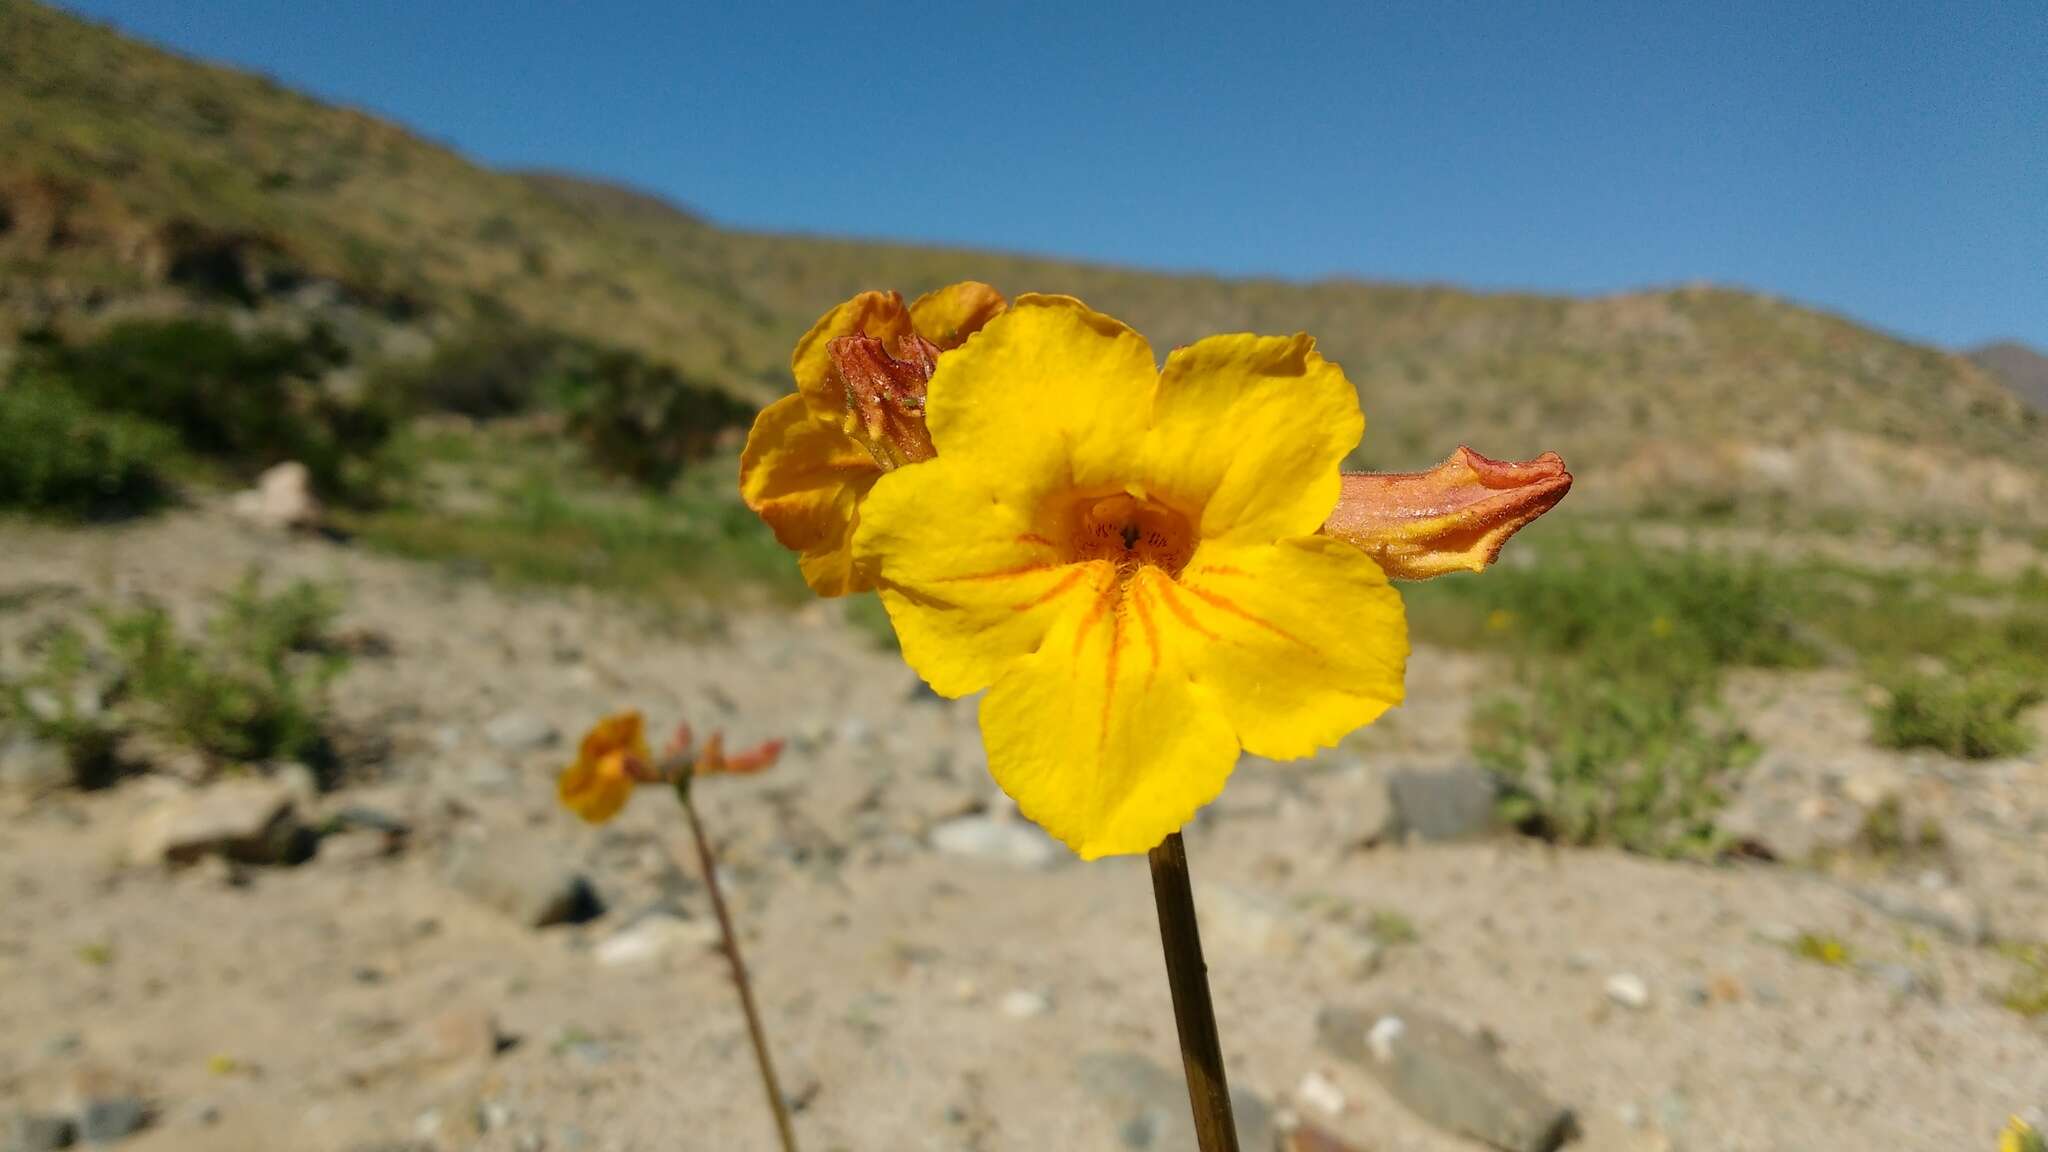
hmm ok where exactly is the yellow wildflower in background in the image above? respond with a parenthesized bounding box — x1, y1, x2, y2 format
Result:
(854, 295, 1408, 858)
(740, 282, 1007, 596)
(557, 710, 652, 824)
(2004, 1117, 2046, 1152)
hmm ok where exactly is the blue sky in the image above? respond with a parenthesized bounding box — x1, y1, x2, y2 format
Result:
(57, 0, 2048, 349)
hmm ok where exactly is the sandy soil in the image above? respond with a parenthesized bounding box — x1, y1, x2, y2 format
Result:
(1, 510, 2044, 1151)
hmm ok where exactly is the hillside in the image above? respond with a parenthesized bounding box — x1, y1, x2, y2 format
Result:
(4, 0, 2045, 522)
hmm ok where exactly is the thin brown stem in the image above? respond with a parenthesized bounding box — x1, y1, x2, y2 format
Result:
(1148, 832, 1240, 1152)
(680, 790, 800, 1152)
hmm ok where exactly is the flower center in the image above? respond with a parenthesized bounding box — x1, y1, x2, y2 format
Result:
(1070, 494, 1194, 579)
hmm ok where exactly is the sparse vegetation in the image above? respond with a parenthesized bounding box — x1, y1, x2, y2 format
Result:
(1996, 941, 2048, 1019)
(1, 571, 350, 782)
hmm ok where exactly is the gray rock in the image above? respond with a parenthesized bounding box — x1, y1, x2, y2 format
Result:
(127, 780, 315, 867)
(0, 736, 71, 794)
(1386, 765, 1499, 841)
(929, 815, 1063, 869)
(1074, 1050, 1274, 1151)
(1852, 885, 1988, 946)
(76, 1096, 147, 1144)
(484, 712, 559, 752)
(444, 838, 603, 927)
(1318, 1003, 1574, 1152)
(6, 1113, 76, 1152)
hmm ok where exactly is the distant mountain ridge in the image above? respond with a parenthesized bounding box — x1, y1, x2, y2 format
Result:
(3, 0, 2044, 523)
(1971, 342, 2048, 415)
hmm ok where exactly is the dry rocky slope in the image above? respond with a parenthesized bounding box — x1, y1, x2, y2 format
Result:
(5, 0, 2048, 525)
(2, 508, 2045, 1151)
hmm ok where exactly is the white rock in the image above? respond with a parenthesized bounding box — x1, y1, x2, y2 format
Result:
(1605, 973, 1651, 1010)
(999, 988, 1054, 1019)
(929, 815, 1062, 869)
(231, 461, 321, 531)
(1297, 1069, 1346, 1116)
(594, 914, 718, 967)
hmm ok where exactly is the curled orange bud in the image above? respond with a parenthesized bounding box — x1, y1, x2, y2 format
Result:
(558, 710, 656, 824)
(695, 732, 785, 778)
(1322, 447, 1572, 580)
(830, 332, 939, 470)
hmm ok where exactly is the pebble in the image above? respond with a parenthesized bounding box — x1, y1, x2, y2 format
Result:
(5, 1113, 77, 1152)
(1318, 1003, 1574, 1152)
(484, 712, 559, 752)
(77, 1096, 149, 1144)
(127, 779, 315, 868)
(593, 914, 718, 967)
(1296, 1069, 1346, 1116)
(999, 989, 1054, 1019)
(928, 815, 1062, 870)
(443, 836, 604, 928)
(1605, 973, 1651, 1010)
(1385, 764, 1499, 841)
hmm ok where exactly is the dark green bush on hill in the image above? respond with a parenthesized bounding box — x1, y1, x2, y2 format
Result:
(18, 319, 395, 502)
(0, 378, 180, 519)
(561, 348, 754, 489)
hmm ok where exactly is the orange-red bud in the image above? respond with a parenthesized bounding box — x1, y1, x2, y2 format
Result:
(1322, 447, 1572, 580)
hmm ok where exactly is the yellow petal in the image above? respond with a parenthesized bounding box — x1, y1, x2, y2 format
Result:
(979, 567, 1240, 859)
(1168, 535, 1407, 759)
(578, 710, 648, 764)
(738, 393, 880, 596)
(910, 281, 1008, 349)
(924, 294, 1158, 491)
(857, 454, 1103, 697)
(558, 751, 635, 824)
(790, 290, 914, 420)
(1145, 333, 1361, 545)
(1322, 447, 1572, 580)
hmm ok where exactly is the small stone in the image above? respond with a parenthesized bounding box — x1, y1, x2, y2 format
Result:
(929, 816, 1062, 870)
(1385, 765, 1498, 841)
(0, 736, 71, 794)
(6, 1113, 77, 1152)
(1605, 973, 1651, 1010)
(127, 780, 314, 867)
(230, 461, 321, 531)
(1853, 885, 1988, 946)
(483, 712, 559, 752)
(1319, 1003, 1574, 1152)
(1296, 1069, 1346, 1116)
(1075, 1050, 1274, 1152)
(593, 914, 718, 967)
(1195, 884, 1308, 959)
(1864, 962, 1930, 1001)
(76, 1096, 148, 1144)
(443, 837, 603, 928)
(999, 989, 1054, 1019)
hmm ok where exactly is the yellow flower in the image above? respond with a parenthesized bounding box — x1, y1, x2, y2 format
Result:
(2004, 1117, 2046, 1152)
(853, 295, 1408, 858)
(740, 283, 1007, 596)
(557, 710, 653, 824)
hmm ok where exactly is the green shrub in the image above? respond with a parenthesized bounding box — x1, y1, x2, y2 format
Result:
(0, 379, 179, 519)
(1477, 662, 1757, 859)
(562, 349, 754, 488)
(1872, 668, 2040, 759)
(18, 319, 394, 502)
(101, 571, 348, 770)
(369, 323, 565, 419)
(1, 623, 125, 788)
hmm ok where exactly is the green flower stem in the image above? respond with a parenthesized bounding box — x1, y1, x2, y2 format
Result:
(1149, 832, 1240, 1152)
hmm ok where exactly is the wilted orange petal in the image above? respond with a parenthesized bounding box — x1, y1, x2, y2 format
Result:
(830, 333, 939, 470)
(559, 749, 639, 823)
(695, 732, 784, 778)
(1322, 446, 1571, 580)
